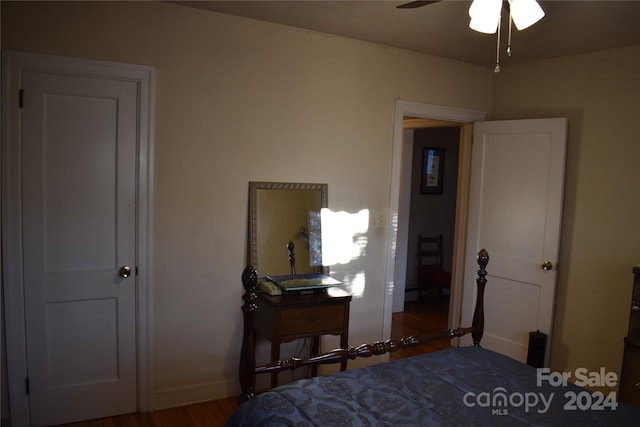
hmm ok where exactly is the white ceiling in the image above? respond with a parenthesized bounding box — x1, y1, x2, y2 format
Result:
(171, 0, 640, 69)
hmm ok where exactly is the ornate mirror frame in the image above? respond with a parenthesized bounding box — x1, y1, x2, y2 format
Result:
(248, 182, 328, 275)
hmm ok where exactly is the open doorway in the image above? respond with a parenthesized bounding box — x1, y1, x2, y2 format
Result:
(381, 100, 485, 344)
(390, 120, 461, 351)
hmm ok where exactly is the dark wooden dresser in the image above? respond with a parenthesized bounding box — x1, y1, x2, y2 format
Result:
(619, 266, 640, 408)
(254, 287, 351, 388)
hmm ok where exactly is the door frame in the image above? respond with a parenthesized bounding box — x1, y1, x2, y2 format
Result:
(382, 100, 484, 339)
(1, 51, 155, 426)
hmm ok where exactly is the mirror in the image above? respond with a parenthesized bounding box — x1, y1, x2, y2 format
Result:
(248, 182, 328, 276)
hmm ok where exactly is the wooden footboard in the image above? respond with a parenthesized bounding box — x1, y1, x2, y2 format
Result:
(239, 248, 489, 402)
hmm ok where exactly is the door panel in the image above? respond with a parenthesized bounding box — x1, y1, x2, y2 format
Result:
(41, 93, 118, 271)
(46, 298, 119, 386)
(461, 118, 567, 365)
(22, 71, 138, 426)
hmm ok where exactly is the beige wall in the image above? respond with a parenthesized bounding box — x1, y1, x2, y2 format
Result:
(1, 1, 491, 408)
(490, 45, 640, 383)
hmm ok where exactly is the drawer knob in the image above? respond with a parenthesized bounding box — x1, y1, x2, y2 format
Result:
(636, 382, 640, 391)
(306, 314, 320, 322)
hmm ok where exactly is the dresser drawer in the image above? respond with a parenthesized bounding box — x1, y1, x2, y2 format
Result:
(623, 338, 640, 365)
(619, 365, 640, 409)
(620, 340, 640, 409)
(279, 303, 346, 338)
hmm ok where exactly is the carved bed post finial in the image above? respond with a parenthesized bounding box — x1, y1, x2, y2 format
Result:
(239, 265, 258, 403)
(287, 240, 296, 275)
(472, 249, 489, 346)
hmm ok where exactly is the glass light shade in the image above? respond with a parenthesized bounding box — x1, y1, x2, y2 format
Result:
(469, 15, 499, 34)
(469, 0, 502, 18)
(509, 0, 545, 30)
(468, 0, 502, 34)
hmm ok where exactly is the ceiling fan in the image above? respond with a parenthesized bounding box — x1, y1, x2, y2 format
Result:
(397, 0, 544, 33)
(397, 0, 545, 72)
(396, 0, 441, 9)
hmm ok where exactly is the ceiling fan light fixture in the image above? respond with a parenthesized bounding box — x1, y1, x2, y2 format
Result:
(469, 15, 499, 34)
(468, 0, 502, 34)
(508, 0, 545, 30)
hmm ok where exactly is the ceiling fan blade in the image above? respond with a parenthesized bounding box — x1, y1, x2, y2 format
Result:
(396, 1, 440, 9)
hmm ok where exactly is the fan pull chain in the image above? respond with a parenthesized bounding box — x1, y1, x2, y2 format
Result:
(507, 11, 513, 56)
(494, 15, 501, 73)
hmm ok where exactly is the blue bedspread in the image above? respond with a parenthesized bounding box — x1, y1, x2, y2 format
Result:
(225, 347, 639, 426)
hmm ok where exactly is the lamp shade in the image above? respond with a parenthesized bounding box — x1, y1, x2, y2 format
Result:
(509, 0, 545, 30)
(468, 0, 502, 34)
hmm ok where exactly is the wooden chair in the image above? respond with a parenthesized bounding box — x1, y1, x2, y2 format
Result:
(416, 234, 452, 301)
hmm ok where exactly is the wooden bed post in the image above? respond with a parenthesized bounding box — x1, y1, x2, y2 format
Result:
(239, 266, 258, 403)
(472, 248, 489, 346)
(287, 241, 296, 275)
(237, 249, 490, 401)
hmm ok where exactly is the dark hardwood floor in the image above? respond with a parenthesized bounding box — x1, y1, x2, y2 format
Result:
(22, 299, 448, 427)
(389, 297, 451, 360)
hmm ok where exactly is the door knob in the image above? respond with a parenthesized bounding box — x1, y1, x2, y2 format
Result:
(119, 266, 132, 278)
(541, 261, 553, 271)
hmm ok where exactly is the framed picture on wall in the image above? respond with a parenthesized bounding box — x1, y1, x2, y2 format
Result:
(420, 148, 444, 194)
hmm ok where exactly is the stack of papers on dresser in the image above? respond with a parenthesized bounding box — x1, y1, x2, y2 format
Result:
(265, 274, 342, 295)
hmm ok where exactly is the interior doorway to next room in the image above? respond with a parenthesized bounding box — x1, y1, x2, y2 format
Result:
(390, 118, 462, 351)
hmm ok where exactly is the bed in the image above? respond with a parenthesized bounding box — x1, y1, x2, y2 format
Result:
(227, 250, 639, 426)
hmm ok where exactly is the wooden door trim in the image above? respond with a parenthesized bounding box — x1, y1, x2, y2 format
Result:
(1, 51, 155, 426)
(383, 100, 485, 342)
